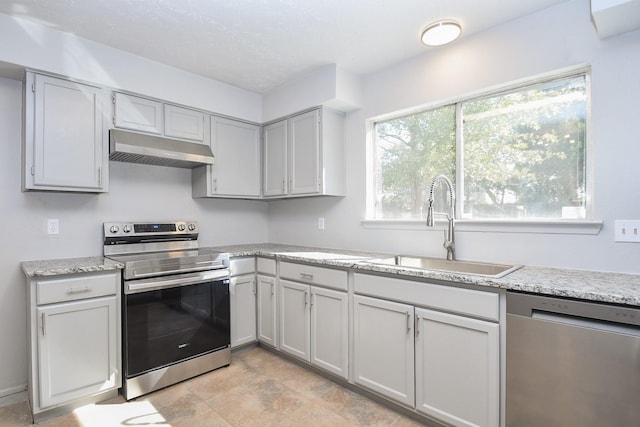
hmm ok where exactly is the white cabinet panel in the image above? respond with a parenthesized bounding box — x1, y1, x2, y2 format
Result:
(113, 92, 163, 134)
(353, 295, 415, 407)
(288, 109, 319, 195)
(415, 308, 499, 427)
(24, 73, 107, 192)
(263, 120, 287, 196)
(257, 274, 277, 347)
(164, 104, 205, 142)
(310, 286, 348, 379)
(210, 116, 261, 197)
(230, 274, 257, 348)
(279, 280, 310, 361)
(262, 107, 345, 198)
(36, 296, 118, 409)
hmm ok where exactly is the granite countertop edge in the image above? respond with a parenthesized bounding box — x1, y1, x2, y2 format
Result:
(210, 243, 640, 307)
(21, 256, 124, 278)
(21, 244, 640, 307)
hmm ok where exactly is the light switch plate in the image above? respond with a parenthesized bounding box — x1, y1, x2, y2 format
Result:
(614, 220, 640, 242)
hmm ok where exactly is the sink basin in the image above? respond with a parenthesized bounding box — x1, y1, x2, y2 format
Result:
(364, 256, 521, 278)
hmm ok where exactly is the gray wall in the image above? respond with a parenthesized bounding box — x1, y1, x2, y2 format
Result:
(0, 77, 269, 396)
(268, 0, 640, 273)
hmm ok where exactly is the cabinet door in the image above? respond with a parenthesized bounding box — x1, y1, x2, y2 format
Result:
(36, 296, 118, 409)
(29, 74, 106, 191)
(164, 104, 205, 142)
(230, 274, 257, 348)
(279, 280, 310, 361)
(353, 295, 415, 407)
(113, 92, 163, 134)
(288, 109, 320, 195)
(263, 120, 287, 196)
(256, 275, 277, 347)
(415, 308, 499, 427)
(310, 287, 348, 379)
(211, 117, 261, 197)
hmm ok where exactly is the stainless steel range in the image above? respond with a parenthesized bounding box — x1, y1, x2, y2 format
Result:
(104, 221, 231, 400)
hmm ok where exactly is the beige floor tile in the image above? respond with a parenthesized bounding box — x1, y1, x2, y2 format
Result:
(0, 401, 33, 426)
(319, 386, 403, 426)
(270, 399, 355, 427)
(186, 358, 263, 401)
(205, 377, 309, 427)
(264, 358, 341, 400)
(9, 346, 434, 426)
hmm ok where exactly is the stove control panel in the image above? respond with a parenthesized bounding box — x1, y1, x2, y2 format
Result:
(104, 221, 199, 239)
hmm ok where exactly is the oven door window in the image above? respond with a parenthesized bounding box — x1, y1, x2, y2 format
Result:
(125, 279, 230, 377)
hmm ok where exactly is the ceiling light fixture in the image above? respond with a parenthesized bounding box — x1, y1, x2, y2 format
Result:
(421, 20, 461, 46)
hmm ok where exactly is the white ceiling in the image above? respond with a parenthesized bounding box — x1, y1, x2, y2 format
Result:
(0, 0, 570, 94)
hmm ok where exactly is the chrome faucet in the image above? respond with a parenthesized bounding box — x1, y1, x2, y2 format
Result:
(426, 175, 456, 261)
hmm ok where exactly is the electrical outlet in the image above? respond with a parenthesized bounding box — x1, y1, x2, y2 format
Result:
(318, 217, 325, 230)
(47, 219, 60, 235)
(614, 220, 640, 242)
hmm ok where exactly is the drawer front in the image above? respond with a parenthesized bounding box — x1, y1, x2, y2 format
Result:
(37, 273, 119, 305)
(230, 257, 255, 276)
(280, 262, 347, 291)
(257, 257, 276, 275)
(354, 273, 499, 322)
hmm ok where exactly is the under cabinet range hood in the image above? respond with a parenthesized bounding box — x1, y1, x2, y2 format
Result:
(109, 129, 215, 168)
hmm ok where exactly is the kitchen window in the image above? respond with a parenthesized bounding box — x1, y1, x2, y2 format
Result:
(367, 70, 596, 232)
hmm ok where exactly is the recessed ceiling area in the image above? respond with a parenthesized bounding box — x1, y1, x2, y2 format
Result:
(0, 0, 571, 94)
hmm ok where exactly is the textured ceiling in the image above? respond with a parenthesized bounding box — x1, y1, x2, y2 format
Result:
(0, 0, 569, 93)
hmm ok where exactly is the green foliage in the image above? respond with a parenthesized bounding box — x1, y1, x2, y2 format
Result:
(374, 76, 587, 220)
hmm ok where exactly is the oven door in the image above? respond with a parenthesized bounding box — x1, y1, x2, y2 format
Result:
(123, 270, 230, 378)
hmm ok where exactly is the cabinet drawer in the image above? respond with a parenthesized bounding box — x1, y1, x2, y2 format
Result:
(280, 262, 347, 291)
(257, 257, 276, 275)
(354, 273, 499, 322)
(37, 273, 118, 305)
(230, 257, 255, 276)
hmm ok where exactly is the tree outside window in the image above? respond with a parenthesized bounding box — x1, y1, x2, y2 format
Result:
(372, 74, 588, 221)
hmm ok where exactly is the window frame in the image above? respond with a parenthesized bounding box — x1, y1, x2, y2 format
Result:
(364, 65, 602, 235)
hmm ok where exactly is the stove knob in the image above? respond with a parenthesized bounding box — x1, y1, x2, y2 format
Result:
(188, 223, 196, 231)
(178, 224, 186, 231)
(109, 225, 120, 233)
(123, 225, 132, 233)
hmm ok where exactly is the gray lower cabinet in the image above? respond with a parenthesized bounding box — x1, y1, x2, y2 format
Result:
(27, 271, 121, 422)
(257, 273, 278, 348)
(353, 273, 501, 427)
(229, 257, 257, 348)
(353, 295, 415, 407)
(415, 308, 500, 427)
(279, 279, 349, 379)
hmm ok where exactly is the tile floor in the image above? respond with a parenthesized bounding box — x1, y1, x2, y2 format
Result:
(0, 346, 427, 426)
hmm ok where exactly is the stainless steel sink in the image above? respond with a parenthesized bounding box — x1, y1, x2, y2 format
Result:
(364, 255, 521, 278)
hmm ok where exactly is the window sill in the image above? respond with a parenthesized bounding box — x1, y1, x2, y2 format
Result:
(360, 219, 603, 235)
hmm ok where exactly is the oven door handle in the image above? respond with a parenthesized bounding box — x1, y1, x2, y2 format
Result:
(125, 269, 230, 294)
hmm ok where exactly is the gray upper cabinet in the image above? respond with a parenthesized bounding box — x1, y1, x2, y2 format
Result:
(112, 92, 207, 143)
(23, 72, 108, 193)
(192, 115, 261, 198)
(112, 92, 163, 134)
(263, 119, 288, 197)
(263, 107, 346, 199)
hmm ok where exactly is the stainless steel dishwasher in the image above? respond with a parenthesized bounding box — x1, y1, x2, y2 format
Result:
(506, 291, 640, 427)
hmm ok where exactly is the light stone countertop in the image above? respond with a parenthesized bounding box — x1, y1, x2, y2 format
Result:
(21, 256, 124, 278)
(210, 243, 640, 307)
(20, 244, 640, 307)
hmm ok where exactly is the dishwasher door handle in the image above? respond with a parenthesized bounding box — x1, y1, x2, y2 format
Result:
(532, 310, 640, 337)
